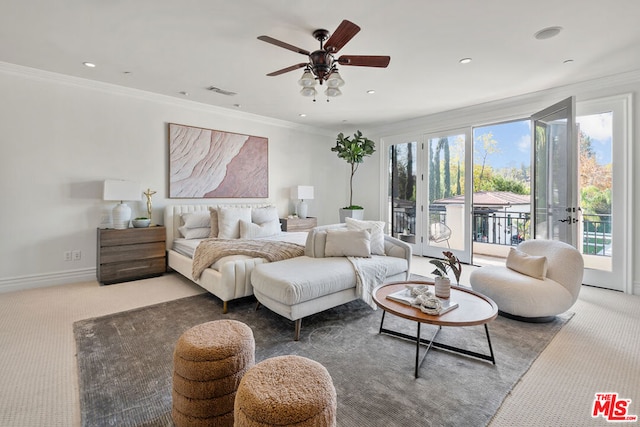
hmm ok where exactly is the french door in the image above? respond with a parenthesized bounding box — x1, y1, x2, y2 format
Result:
(387, 129, 473, 264)
(532, 97, 580, 244)
(532, 96, 631, 291)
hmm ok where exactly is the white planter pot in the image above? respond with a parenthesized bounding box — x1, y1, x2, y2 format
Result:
(434, 276, 451, 299)
(339, 208, 364, 223)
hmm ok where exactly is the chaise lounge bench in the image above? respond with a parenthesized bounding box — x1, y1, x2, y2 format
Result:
(251, 223, 412, 340)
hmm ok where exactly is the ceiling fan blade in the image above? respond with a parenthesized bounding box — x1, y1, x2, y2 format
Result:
(337, 55, 391, 67)
(266, 63, 308, 76)
(325, 20, 361, 53)
(257, 35, 310, 56)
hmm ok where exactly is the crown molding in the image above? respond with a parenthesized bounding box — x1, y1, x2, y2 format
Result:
(366, 69, 640, 138)
(0, 61, 333, 137)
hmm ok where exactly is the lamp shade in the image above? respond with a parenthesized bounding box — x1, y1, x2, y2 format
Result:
(103, 180, 141, 201)
(298, 70, 317, 87)
(290, 185, 314, 200)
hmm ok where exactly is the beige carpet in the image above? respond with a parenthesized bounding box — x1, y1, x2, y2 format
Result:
(0, 257, 639, 426)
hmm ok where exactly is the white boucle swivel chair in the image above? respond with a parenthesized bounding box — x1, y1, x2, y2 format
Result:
(469, 239, 584, 322)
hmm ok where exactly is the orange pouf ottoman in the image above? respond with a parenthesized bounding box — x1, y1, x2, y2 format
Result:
(234, 355, 337, 427)
(172, 319, 255, 427)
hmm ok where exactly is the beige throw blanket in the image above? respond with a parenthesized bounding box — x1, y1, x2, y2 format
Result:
(192, 239, 304, 280)
(347, 256, 388, 310)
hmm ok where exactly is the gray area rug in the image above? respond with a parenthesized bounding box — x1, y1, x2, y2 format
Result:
(74, 289, 572, 427)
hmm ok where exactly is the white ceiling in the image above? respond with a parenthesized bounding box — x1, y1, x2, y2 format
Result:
(2, 0, 640, 131)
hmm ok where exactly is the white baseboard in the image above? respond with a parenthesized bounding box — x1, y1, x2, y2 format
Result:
(0, 268, 97, 293)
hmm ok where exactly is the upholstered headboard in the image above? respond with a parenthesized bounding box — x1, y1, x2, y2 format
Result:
(163, 203, 273, 251)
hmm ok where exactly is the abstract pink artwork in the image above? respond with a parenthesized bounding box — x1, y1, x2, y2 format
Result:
(168, 123, 268, 198)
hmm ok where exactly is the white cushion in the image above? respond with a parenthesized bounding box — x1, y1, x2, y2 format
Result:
(324, 229, 371, 257)
(178, 226, 211, 240)
(181, 212, 211, 229)
(208, 207, 219, 238)
(345, 217, 386, 255)
(217, 206, 251, 239)
(251, 206, 279, 225)
(506, 247, 547, 279)
(239, 219, 281, 239)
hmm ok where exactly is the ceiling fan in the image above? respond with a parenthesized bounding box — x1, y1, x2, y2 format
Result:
(258, 20, 390, 97)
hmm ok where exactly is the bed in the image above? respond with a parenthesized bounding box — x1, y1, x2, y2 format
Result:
(164, 203, 307, 313)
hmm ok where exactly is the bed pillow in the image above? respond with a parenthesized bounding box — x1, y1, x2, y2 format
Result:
(178, 226, 211, 240)
(181, 211, 211, 229)
(251, 206, 279, 225)
(345, 217, 386, 255)
(324, 229, 371, 258)
(239, 219, 282, 239)
(506, 247, 548, 280)
(178, 211, 212, 238)
(217, 206, 252, 239)
(208, 207, 219, 238)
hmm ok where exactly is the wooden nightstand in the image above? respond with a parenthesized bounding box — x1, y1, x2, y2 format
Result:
(279, 217, 317, 232)
(97, 226, 166, 285)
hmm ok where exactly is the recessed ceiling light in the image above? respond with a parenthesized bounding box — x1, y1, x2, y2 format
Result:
(366, 90, 376, 94)
(233, 104, 242, 108)
(534, 26, 563, 40)
(563, 59, 574, 64)
(299, 113, 307, 117)
(459, 58, 472, 64)
(83, 62, 96, 68)
(179, 91, 189, 96)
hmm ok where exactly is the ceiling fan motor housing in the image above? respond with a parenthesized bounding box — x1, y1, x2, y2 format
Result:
(310, 50, 333, 82)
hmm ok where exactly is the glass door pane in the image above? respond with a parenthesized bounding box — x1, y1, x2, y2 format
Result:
(576, 95, 630, 291)
(424, 132, 471, 263)
(532, 97, 579, 246)
(389, 141, 418, 249)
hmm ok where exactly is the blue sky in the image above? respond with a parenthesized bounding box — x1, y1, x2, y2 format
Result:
(472, 113, 612, 170)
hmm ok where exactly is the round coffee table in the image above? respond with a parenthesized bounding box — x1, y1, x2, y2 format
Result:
(373, 281, 498, 378)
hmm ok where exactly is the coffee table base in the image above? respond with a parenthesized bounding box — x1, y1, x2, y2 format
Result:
(379, 311, 496, 378)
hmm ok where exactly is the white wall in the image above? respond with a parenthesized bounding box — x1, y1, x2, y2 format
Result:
(0, 63, 349, 291)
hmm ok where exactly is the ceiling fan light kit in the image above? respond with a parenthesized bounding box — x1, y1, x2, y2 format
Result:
(259, 20, 390, 101)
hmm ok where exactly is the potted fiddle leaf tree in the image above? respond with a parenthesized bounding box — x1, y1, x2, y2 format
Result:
(331, 130, 376, 222)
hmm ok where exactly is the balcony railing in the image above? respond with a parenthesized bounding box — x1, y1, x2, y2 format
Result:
(390, 203, 611, 256)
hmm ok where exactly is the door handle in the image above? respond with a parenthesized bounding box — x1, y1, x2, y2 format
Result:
(558, 216, 572, 223)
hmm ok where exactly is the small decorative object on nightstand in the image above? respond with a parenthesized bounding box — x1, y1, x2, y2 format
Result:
(280, 217, 317, 232)
(97, 226, 166, 284)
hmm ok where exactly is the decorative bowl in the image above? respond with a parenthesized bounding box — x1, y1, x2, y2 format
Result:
(132, 218, 151, 228)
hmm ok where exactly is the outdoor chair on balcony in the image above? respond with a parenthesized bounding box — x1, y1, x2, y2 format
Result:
(429, 222, 451, 248)
(469, 239, 583, 322)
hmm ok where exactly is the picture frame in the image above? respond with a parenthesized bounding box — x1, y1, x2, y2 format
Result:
(168, 123, 268, 198)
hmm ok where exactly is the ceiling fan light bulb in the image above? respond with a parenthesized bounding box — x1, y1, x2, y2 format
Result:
(325, 87, 342, 97)
(300, 86, 318, 97)
(326, 71, 345, 88)
(298, 71, 317, 87)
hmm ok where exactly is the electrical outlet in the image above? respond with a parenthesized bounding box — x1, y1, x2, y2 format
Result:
(72, 250, 81, 261)
(64, 251, 72, 261)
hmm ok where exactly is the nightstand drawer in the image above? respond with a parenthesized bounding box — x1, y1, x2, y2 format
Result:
(99, 226, 165, 246)
(99, 241, 165, 264)
(99, 257, 166, 284)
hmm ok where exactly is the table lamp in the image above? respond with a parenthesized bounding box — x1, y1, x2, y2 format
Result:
(291, 185, 314, 219)
(103, 180, 141, 229)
